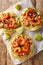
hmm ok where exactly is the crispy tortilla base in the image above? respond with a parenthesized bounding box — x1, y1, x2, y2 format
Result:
(0, 11, 21, 34)
(8, 34, 35, 60)
(20, 8, 41, 31)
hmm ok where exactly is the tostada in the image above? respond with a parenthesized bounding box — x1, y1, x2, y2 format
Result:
(20, 8, 42, 31)
(8, 33, 35, 60)
(0, 12, 21, 34)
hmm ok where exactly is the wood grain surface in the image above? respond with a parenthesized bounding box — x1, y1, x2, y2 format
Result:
(0, 0, 43, 65)
(36, 0, 43, 14)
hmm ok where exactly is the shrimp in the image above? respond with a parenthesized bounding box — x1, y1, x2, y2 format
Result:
(17, 36, 25, 45)
(20, 39, 25, 46)
(23, 16, 30, 26)
(12, 41, 18, 47)
(8, 18, 16, 28)
(28, 16, 34, 21)
(13, 47, 21, 53)
(22, 45, 29, 52)
(26, 8, 35, 16)
(32, 17, 41, 26)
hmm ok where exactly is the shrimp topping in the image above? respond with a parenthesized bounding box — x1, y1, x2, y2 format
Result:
(21, 8, 41, 27)
(0, 13, 17, 29)
(12, 35, 32, 56)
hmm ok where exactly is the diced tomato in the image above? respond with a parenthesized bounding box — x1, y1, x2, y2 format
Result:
(19, 51, 25, 56)
(16, 38, 22, 44)
(29, 40, 32, 45)
(25, 38, 32, 45)
(16, 36, 23, 43)
(25, 38, 29, 43)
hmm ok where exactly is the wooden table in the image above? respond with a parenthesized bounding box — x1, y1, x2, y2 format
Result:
(0, 0, 43, 65)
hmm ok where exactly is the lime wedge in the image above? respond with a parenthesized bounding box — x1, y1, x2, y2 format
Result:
(34, 33, 42, 41)
(3, 33, 10, 40)
(15, 4, 21, 10)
